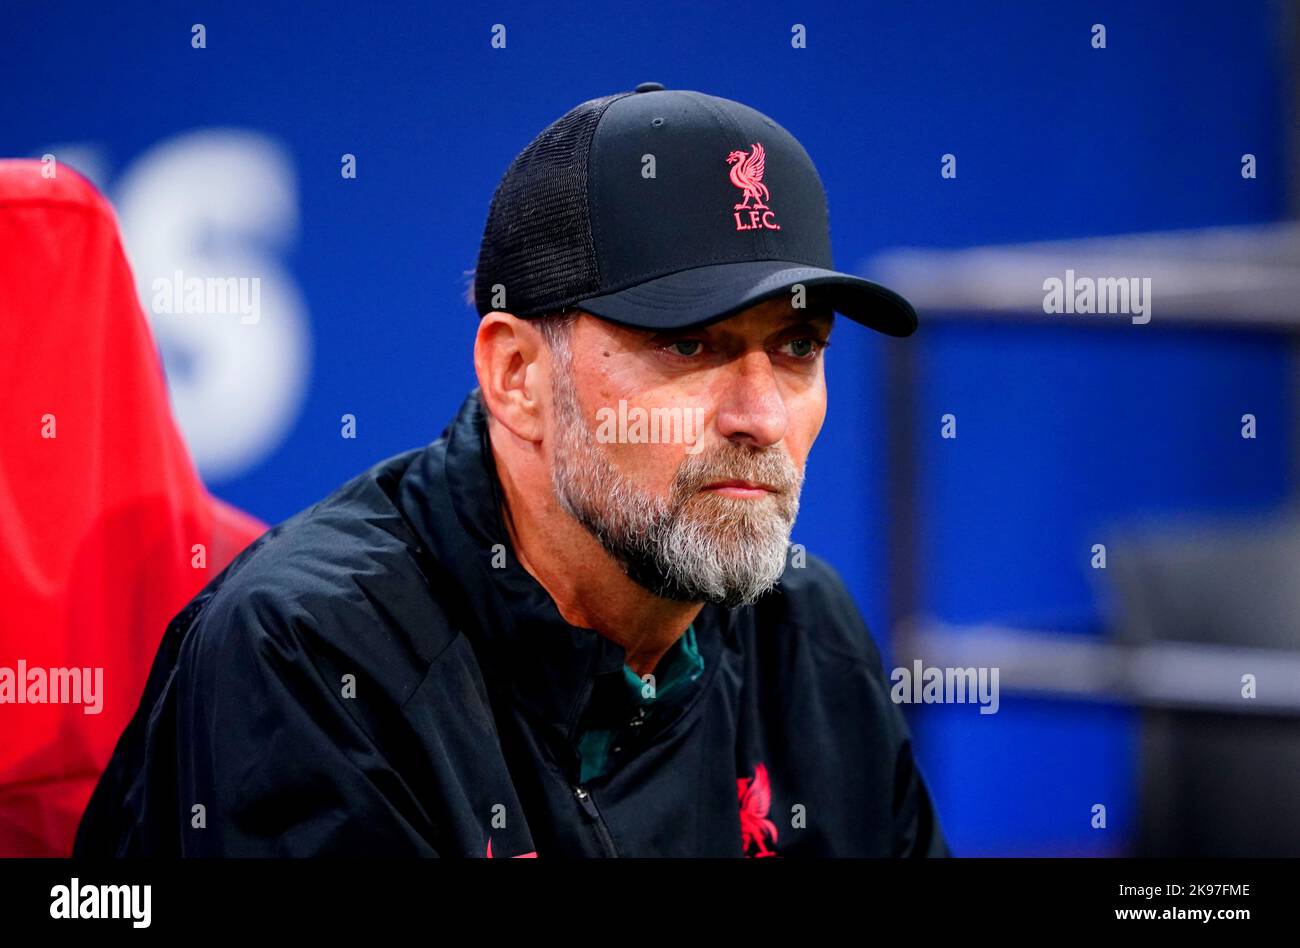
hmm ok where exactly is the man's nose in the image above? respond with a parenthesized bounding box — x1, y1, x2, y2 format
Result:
(713, 350, 787, 448)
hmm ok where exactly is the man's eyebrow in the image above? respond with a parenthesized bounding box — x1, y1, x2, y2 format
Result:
(776, 308, 835, 328)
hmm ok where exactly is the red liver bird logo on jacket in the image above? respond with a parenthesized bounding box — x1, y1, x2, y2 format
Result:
(726, 144, 781, 232)
(737, 762, 779, 857)
(485, 837, 537, 858)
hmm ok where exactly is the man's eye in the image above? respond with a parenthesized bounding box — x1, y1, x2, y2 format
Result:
(667, 339, 705, 357)
(781, 337, 825, 359)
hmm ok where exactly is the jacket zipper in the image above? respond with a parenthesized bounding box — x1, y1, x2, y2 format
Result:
(573, 785, 620, 857)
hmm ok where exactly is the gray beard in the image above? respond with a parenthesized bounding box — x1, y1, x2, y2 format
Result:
(548, 365, 803, 608)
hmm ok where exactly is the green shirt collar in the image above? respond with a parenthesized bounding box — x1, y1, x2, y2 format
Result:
(621, 623, 704, 706)
(577, 624, 705, 783)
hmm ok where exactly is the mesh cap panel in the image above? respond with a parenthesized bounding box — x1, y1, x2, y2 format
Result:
(474, 92, 633, 318)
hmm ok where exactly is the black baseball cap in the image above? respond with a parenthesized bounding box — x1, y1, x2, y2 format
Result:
(474, 83, 917, 337)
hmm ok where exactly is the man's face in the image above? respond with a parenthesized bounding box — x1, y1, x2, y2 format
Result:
(546, 297, 833, 607)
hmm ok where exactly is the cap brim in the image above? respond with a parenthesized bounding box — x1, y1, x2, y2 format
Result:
(574, 260, 917, 336)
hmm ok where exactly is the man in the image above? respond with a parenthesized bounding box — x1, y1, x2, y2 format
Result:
(75, 84, 949, 857)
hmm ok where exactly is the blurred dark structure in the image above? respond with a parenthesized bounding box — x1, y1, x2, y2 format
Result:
(1111, 514, 1300, 856)
(875, 2, 1300, 846)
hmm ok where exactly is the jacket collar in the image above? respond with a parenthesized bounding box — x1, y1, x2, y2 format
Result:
(398, 389, 725, 756)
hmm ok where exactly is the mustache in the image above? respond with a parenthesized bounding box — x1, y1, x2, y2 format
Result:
(671, 442, 802, 499)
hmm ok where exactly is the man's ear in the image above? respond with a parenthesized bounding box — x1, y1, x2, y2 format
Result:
(474, 312, 547, 443)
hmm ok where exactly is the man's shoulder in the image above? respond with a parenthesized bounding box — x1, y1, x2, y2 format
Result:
(754, 548, 888, 673)
(180, 447, 462, 701)
(208, 447, 425, 594)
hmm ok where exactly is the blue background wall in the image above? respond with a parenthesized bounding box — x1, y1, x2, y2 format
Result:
(8, 0, 1293, 855)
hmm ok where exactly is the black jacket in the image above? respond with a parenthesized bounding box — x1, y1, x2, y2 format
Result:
(75, 389, 949, 857)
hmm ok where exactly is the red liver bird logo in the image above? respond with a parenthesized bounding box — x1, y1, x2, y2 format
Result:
(726, 144, 781, 232)
(726, 143, 770, 210)
(485, 837, 537, 858)
(737, 762, 779, 857)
